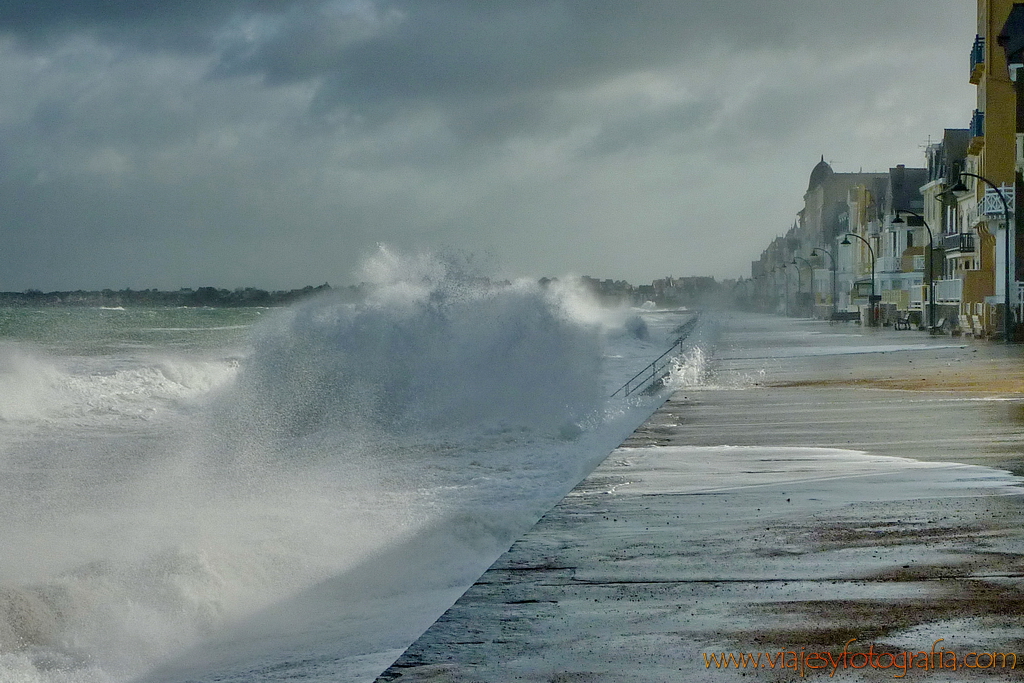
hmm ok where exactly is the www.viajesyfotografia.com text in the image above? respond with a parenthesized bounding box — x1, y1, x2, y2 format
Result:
(703, 639, 1016, 677)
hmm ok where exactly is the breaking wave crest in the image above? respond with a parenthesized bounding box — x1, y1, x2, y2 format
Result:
(224, 248, 605, 443)
(0, 249, 641, 683)
(0, 344, 239, 428)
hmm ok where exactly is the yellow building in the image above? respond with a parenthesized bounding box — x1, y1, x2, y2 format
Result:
(844, 183, 883, 313)
(954, 0, 1016, 335)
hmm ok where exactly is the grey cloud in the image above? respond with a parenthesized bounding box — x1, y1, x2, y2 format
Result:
(3, 1, 969, 133)
(210, 1, 961, 90)
(216, 2, 719, 108)
(0, 1, 311, 52)
(202, 0, 970, 150)
(580, 100, 721, 158)
(0, 0, 977, 290)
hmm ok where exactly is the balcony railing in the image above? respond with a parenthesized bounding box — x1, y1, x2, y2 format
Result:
(934, 278, 963, 303)
(979, 184, 1015, 217)
(942, 232, 975, 252)
(971, 35, 985, 83)
(877, 256, 901, 273)
(971, 109, 985, 138)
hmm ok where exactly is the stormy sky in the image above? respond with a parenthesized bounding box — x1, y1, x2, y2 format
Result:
(0, 1, 975, 290)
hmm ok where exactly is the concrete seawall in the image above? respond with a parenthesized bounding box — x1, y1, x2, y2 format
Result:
(377, 314, 1024, 682)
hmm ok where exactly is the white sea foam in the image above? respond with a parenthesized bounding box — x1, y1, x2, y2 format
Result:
(0, 344, 63, 423)
(0, 345, 239, 429)
(665, 345, 710, 389)
(0, 249, 682, 683)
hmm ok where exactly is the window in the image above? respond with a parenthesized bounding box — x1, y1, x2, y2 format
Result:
(907, 230, 914, 248)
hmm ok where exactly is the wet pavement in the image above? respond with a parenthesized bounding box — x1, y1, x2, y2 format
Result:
(377, 314, 1024, 682)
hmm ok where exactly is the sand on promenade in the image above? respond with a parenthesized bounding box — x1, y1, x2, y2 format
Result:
(377, 314, 1024, 682)
(759, 335, 1024, 395)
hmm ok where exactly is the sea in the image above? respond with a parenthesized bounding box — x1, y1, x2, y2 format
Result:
(0, 253, 707, 683)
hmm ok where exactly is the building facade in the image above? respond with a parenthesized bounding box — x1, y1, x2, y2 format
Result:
(956, 0, 1015, 334)
(748, 0, 1024, 337)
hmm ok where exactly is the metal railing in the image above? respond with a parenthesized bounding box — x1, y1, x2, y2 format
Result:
(971, 109, 985, 138)
(980, 184, 1015, 217)
(971, 34, 985, 80)
(934, 278, 963, 303)
(877, 256, 902, 273)
(942, 232, 975, 252)
(611, 314, 700, 398)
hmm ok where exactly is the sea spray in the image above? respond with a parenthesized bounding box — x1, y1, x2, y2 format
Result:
(221, 249, 604, 444)
(666, 345, 710, 388)
(0, 250, 682, 683)
(0, 344, 62, 424)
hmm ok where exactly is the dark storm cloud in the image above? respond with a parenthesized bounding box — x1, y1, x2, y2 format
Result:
(0, 0, 975, 289)
(210, 1, 809, 113)
(0, 1, 307, 51)
(4, 1, 958, 117)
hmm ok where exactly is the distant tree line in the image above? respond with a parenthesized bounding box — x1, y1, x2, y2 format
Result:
(0, 283, 356, 307)
(2, 275, 743, 309)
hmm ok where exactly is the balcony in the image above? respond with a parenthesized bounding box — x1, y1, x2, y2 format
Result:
(942, 233, 975, 253)
(934, 278, 963, 303)
(969, 109, 985, 154)
(979, 184, 1015, 216)
(971, 109, 985, 137)
(877, 256, 902, 273)
(971, 35, 985, 84)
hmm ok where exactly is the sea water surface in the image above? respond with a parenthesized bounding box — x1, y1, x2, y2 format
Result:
(0, 256, 707, 683)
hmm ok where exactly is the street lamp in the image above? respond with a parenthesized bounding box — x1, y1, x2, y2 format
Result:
(811, 247, 837, 320)
(841, 232, 877, 326)
(950, 172, 1013, 342)
(770, 264, 788, 316)
(791, 256, 813, 318)
(782, 263, 789, 317)
(997, 7, 1024, 343)
(767, 267, 778, 313)
(891, 210, 937, 332)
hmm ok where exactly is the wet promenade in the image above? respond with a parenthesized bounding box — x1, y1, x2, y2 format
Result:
(377, 314, 1024, 682)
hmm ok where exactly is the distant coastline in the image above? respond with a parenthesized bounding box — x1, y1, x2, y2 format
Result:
(0, 283, 342, 308)
(0, 274, 733, 309)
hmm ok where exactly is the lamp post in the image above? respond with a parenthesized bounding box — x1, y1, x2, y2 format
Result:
(791, 256, 813, 318)
(757, 274, 767, 312)
(768, 267, 779, 313)
(891, 210, 936, 332)
(770, 265, 788, 316)
(841, 232, 877, 326)
(811, 247, 837, 320)
(782, 263, 789, 317)
(997, 7, 1024, 343)
(950, 172, 1013, 342)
